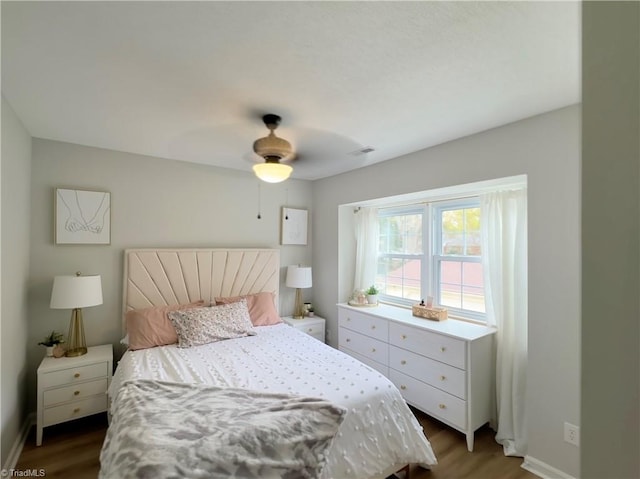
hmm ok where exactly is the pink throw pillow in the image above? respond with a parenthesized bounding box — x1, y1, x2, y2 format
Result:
(215, 292, 281, 326)
(126, 300, 205, 350)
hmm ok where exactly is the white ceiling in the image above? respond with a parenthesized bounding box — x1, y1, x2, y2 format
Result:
(2, 1, 580, 181)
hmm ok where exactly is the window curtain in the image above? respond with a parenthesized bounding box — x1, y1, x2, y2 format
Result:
(480, 188, 528, 457)
(354, 207, 379, 291)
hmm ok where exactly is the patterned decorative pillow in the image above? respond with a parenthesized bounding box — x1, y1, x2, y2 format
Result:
(125, 300, 205, 350)
(215, 291, 282, 326)
(168, 300, 256, 348)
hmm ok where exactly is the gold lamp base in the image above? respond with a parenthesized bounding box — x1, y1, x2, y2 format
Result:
(292, 288, 305, 319)
(66, 308, 87, 357)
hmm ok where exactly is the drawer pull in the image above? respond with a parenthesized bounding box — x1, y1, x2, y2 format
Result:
(400, 385, 407, 390)
(401, 335, 407, 340)
(347, 317, 351, 321)
(440, 375, 446, 381)
(371, 348, 376, 353)
(346, 338, 351, 342)
(440, 347, 446, 353)
(371, 325, 376, 330)
(438, 404, 446, 409)
(74, 373, 80, 378)
(307, 328, 313, 332)
(74, 390, 80, 396)
(73, 408, 81, 413)
(400, 360, 407, 365)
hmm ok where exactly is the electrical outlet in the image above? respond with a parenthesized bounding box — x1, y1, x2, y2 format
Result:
(564, 422, 580, 446)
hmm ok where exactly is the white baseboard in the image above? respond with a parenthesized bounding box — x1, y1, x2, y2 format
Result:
(522, 455, 577, 479)
(2, 413, 35, 472)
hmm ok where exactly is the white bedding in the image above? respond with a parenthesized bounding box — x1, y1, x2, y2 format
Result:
(110, 323, 437, 479)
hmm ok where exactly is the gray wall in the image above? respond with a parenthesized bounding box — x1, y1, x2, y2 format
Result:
(27, 139, 314, 412)
(582, 3, 639, 478)
(312, 106, 581, 477)
(1, 96, 32, 465)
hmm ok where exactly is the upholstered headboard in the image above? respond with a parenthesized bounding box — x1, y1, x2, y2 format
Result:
(122, 248, 280, 330)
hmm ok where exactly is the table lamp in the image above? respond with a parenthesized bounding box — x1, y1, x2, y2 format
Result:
(286, 265, 312, 319)
(50, 272, 103, 357)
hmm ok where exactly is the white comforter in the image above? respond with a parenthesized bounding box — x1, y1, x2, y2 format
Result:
(110, 323, 437, 479)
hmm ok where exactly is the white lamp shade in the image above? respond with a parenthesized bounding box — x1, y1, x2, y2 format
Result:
(253, 162, 293, 183)
(50, 275, 103, 309)
(286, 265, 312, 289)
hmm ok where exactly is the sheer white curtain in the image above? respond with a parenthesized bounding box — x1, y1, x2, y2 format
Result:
(353, 207, 379, 291)
(481, 188, 528, 457)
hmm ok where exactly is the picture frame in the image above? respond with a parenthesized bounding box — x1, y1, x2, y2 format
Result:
(55, 188, 111, 245)
(281, 207, 308, 245)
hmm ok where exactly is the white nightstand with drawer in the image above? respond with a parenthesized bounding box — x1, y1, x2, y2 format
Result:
(36, 344, 113, 446)
(282, 316, 326, 343)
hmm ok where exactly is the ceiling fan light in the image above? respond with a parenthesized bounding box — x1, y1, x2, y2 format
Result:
(253, 161, 293, 183)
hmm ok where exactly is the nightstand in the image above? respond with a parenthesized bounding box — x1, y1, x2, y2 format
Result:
(282, 316, 326, 343)
(36, 344, 113, 446)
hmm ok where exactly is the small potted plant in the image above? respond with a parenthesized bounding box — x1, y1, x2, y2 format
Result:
(365, 285, 379, 305)
(38, 331, 65, 357)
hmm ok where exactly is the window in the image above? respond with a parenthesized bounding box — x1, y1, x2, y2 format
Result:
(376, 206, 424, 302)
(433, 200, 485, 319)
(375, 199, 485, 321)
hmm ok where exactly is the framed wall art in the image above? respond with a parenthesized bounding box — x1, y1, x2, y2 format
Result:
(281, 207, 308, 245)
(55, 188, 111, 245)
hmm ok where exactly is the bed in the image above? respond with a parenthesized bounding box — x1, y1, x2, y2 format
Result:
(100, 248, 437, 479)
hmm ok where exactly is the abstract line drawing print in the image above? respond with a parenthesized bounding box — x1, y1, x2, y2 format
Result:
(55, 188, 111, 244)
(281, 208, 308, 245)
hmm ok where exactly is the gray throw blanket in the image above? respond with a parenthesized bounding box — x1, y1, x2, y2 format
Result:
(100, 380, 346, 479)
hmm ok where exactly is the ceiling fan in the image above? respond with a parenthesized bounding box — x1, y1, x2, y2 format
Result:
(252, 114, 295, 183)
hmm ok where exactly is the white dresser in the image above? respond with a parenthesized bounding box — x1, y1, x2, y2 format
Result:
(337, 303, 495, 451)
(36, 344, 113, 446)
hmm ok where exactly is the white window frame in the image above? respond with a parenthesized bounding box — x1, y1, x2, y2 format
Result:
(432, 198, 485, 321)
(376, 198, 486, 322)
(377, 205, 426, 307)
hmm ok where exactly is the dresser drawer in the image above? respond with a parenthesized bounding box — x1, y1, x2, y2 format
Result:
(389, 322, 466, 369)
(43, 395, 108, 427)
(340, 347, 389, 377)
(339, 327, 388, 364)
(339, 309, 388, 341)
(40, 362, 107, 389)
(43, 378, 108, 407)
(389, 345, 466, 399)
(389, 369, 466, 430)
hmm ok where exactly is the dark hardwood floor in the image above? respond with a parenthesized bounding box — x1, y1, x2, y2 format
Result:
(15, 409, 536, 479)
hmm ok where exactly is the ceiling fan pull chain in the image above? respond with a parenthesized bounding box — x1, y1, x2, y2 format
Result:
(285, 189, 289, 219)
(256, 182, 262, 219)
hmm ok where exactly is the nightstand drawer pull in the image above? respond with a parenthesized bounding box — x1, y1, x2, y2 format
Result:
(43, 395, 108, 427)
(400, 360, 407, 365)
(401, 335, 407, 340)
(440, 347, 446, 352)
(43, 378, 108, 407)
(440, 375, 446, 381)
(439, 403, 446, 409)
(371, 325, 376, 330)
(346, 338, 351, 342)
(371, 348, 376, 353)
(41, 363, 108, 389)
(308, 328, 313, 333)
(400, 385, 407, 390)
